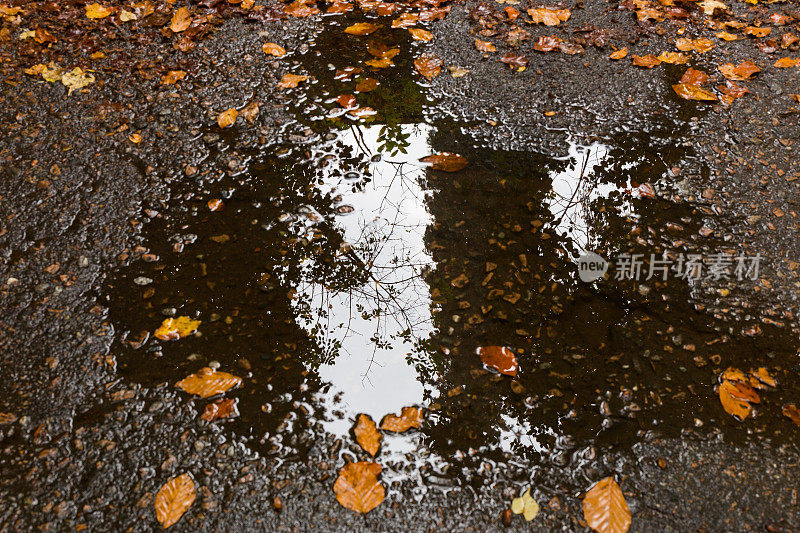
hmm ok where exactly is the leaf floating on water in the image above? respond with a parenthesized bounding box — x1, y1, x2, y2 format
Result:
(176, 367, 242, 398)
(409, 28, 433, 42)
(680, 67, 709, 86)
(85, 3, 112, 19)
(476, 346, 518, 377)
(419, 152, 468, 172)
(783, 404, 800, 426)
(380, 406, 423, 432)
(749, 367, 776, 388)
(718, 369, 758, 420)
(582, 477, 631, 533)
(262, 43, 286, 57)
(414, 54, 443, 79)
(345, 22, 378, 36)
(656, 51, 688, 64)
(511, 489, 539, 521)
(218, 108, 238, 128)
(278, 73, 308, 88)
(170, 7, 191, 33)
(201, 398, 238, 421)
(285, 0, 320, 17)
(336, 94, 358, 109)
(718, 61, 760, 81)
(355, 77, 380, 92)
(334, 462, 385, 513)
(392, 13, 419, 28)
(354, 414, 382, 456)
(155, 473, 196, 529)
(154, 316, 201, 341)
(527, 7, 570, 26)
(672, 84, 716, 101)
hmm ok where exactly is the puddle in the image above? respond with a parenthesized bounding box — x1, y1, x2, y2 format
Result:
(103, 14, 800, 485)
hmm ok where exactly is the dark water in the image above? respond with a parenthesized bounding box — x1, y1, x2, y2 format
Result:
(103, 16, 800, 483)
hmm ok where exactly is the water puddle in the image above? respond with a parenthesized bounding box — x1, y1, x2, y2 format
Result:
(103, 14, 800, 487)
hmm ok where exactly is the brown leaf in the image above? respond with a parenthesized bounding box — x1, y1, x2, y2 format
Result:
(334, 462, 385, 513)
(783, 404, 800, 426)
(744, 26, 771, 38)
(672, 84, 716, 101)
(263, 43, 286, 57)
(326, 1, 352, 14)
(218, 108, 238, 128)
(285, 0, 319, 17)
(278, 73, 308, 88)
(414, 54, 443, 79)
(356, 77, 380, 92)
(500, 53, 528, 69)
(155, 473, 195, 529)
(775, 57, 800, 68)
(162, 70, 187, 85)
(241, 101, 260, 123)
(392, 13, 419, 28)
(201, 398, 238, 421)
(582, 477, 631, 533)
(632, 55, 661, 68)
(354, 414, 382, 456)
(176, 367, 242, 398)
(476, 346, 519, 377)
(718, 61, 760, 81)
(420, 152, 468, 172)
(527, 7, 570, 26)
(409, 28, 433, 42)
(170, 7, 191, 33)
(534, 35, 562, 52)
(656, 51, 687, 64)
(680, 68, 709, 86)
(717, 80, 748, 105)
(475, 39, 497, 52)
(345, 22, 378, 36)
(336, 94, 358, 109)
(380, 406, 424, 432)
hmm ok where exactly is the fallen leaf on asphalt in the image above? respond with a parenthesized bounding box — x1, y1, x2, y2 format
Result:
(409, 28, 433, 42)
(61, 68, 95, 95)
(155, 473, 195, 529)
(420, 152, 468, 171)
(170, 7, 191, 33)
(449, 66, 469, 77)
(356, 77, 379, 92)
(500, 52, 528, 69)
(672, 84, 716, 101)
(334, 462, 385, 513)
(744, 26, 771, 38)
(354, 414, 382, 456)
(783, 404, 800, 426)
(278, 73, 308, 88)
(699, 0, 726, 15)
(218, 108, 238, 128)
(609, 47, 627, 60)
(414, 54, 442, 78)
(718, 61, 760, 81)
(775, 57, 800, 68)
(129, 133, 142, 143)
(162, 70, 187, 85)
(263, 43, 286, 57)
(533, 35, 562, 52)
(717, 80, 748, 105)
(380, 406, 423, 432)
(657, 51, 687, 64)
(120, 9, 137, 22)
(477, 346, 518, 377)
(201, 398, 238, 421)
(345, 22, 378, 36)
(208, 199, 223, 211)
(582, 477, 631, 533)
(511, 488, 539, 521)
(86, 3, 112, 19)
(676, 38, 714, 53)
(632, 55, 661, 68)
(285, 0, 320, 17)
(176, 367, 242, 398)
(527, 7, 570, 26)
(475, 39, 497, 52)
(680, 68, 709, 86)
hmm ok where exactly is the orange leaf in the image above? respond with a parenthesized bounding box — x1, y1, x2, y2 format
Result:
(170, 7, 191, 33)
(155, 473, 195, 529)
(744, 26, 771, 38)
(534, 35, 562, 53)
(154, 316, 201, 341)
(750, 367, 776, 388)
(676, 38, 714, 53)
(582, 477, 631, 533)
(285, 0, 319, 17)
(783, 404, 800, 426)
(326, 1, 352, 13)
(162, 70, 187, 85)
(278, 73, 308, 88)
(657, 51, 687, 64)
(475, 39, 497, 52)
(680, 68, 709, 86)
(392, 13, 419, 28)
(409, 28, 433, 42)
(775, 57, 800, 68)
(672, 84, 716, 101)
(719, 380, 752, 419)
(336, 94, 358, 109)
(218, 108, 238, 128)
(201, 398, 238, 421)
(345, 22, 378, 36)
(380, 406, 424, 432)
(476, 346, 519, 377)
(334, 462, 385, 513)
(718, 61, 760, 81)
(175, 367, 242, 398)
(724, 380, 760, 403)
(356, 77, 379, 92)
(631, 55, 661, 68)
(420, 152, 468, 172)
(86, 3, 112, 19)
(527, 7, 570, 26)
(354, 414, 382, 456)
(609, 47, 627, 60)
(414, 54, 442, 79)
(263, 43, 286, 57)
(207, 199, 223, 211)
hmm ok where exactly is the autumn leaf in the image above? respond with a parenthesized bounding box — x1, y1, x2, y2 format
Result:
(354, 414, 382, 456)
(419, 152, 468, 172)
(609, 47, 627, 60)
(218, 108, 238, 128)
(380, 406, 423, 432)
(170, 7, 191, 33)
(583, 477, 631, 533)
(672, 84, 716, 101)
(345, 22, 378, 36)
(475, 39, 497, 52)
(175, 367, 242, 398)
(511, 489, 539, 521)
(527, 7, 570, 26)
(718, 61, 760, 81)
(155, 473, 195, 529)
(534, 35, 562, 53)
(155, 316, 201, 341)
(476, 346, 519, 377)
(162, 70, 187, 85)
(263, 43, 286, 57)
(285, 0, 320, 17)
(783, 404, 800, 426)
(336, 94, 358, 109)
(278, 73, 308, 88)
(749, 367, 776, 388)
(120, 9, 137, 22)
(208, 199, 223, 211)
(61, 68, 95, 95)
(326, 1, 352, 14)
(717, 80, 748, 105)
(500, 53, 528, 69)
(676, 38, 714, 53)
(392, 13, 419, 28)
(719, 380, 752, 418)
(699, 0, 726, 15)
(449, 66, 469, 77)
(414, 54, 442, 79)
(356, 77, 379, 92)
(86, 3, 112, 19)
(744, 26, 771, 38)
(775, 57, 800, 68)
(657, 51, 687, 64)
(409, 28, 433, 42)
(716, 31, 738, 41)
(334, 462, 385, 513)
(631, 55, 660, 68)
(680, 68, 709, 86)
(201, 398, 238, 421)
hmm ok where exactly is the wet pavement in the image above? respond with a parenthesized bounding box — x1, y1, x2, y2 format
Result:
(2, 1, 800, 531)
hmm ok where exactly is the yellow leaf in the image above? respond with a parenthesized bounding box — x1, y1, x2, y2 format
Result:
(344, 22, 377, 36)
(657, 51, 687, 64)
(448, 66, 469, 77)
(218, 108, 238, 128)
(175, 367, 242, 398)
(718, 61, 760, 81)
(154, 316, 201, 341)
(582, 477, 631, 533)
(334, 462, 385, 513)
(170, 7, 191, 33)
(61, 68, 95, 95)
(609, 47, 627, 60)
(155, 473, 195, 529)
(120, 10, 137, 21)
(672, 83, 717, 101)
(353, 414, 382, 456)
(511, 497, 524, 514)
(716, 31, 738, 41)
(408, 28, 433, 42)
(775, 57, 800, 68)
(262, 42, 286, 57)
(129, 133, 142, 144)
(85, 3, 112, 19)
